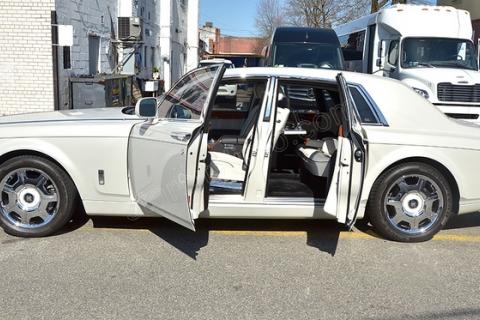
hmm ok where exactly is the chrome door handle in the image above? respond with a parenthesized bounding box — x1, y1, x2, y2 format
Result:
(170, 132, 191, 142)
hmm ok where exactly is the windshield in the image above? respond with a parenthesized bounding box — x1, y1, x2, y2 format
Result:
(273, 43, 344, 70)
(401, 37, 478, 70)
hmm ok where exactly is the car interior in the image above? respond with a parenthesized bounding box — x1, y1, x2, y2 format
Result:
(266, 81, 341, 199)
(207, 78, 343, 200)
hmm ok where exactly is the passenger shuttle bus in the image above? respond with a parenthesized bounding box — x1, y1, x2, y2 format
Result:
(263, 27, 345, 70)
(334, 4, 480, 121)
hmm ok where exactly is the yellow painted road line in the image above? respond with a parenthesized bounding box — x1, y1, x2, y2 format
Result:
(432, 234, 480, 242)
(209, 230, 376, 240)
(80, 226, 480, 242)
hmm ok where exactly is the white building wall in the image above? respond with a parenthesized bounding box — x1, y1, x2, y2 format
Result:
(186, 0, 199, 72)
(55, 0, 120, 109)
(159, 0, 198, 90)
(134, 0, 161, 80)
(0, 0, 55, 115)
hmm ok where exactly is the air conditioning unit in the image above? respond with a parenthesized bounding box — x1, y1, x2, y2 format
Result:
(118, 17, 142, 41)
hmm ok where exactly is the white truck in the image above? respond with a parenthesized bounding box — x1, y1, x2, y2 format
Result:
(334, 4, 480, 121)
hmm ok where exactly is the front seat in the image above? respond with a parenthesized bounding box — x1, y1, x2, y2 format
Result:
(209, 106, 291, 182)
(211, 83, 266, 156)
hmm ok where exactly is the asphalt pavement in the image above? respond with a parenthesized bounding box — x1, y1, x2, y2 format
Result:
(1, 214, 480, 320)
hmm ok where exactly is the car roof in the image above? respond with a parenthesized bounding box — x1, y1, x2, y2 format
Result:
(272, 27, 340, 45)
(222, 67, 460, 132)
(224, 67, 349, 83)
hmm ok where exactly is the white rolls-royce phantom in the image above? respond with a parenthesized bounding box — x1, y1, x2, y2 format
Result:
(0, 65, 479, 242)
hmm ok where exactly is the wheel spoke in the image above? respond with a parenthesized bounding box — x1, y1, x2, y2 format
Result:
(41, 193, 58, 204)
(387, 200, 405, 225)
(12, 208, 30, 225)
(397, 179, 410, 194)
(17, 169, 28, 185)
(405, 215, 420, 230)
(35, 175, 48, 190)
(2, 186, 17, 211)
(424, 196, 439, 220)
(35, 205, 51, 221)
(415, 177, 426, 193)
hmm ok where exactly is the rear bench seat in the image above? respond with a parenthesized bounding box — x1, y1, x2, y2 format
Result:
(296, 138, 337, 177)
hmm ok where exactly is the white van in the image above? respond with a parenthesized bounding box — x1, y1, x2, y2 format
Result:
(334, 4, 480, 121)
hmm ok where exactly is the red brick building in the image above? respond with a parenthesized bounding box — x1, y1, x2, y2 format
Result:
(199, 22, 264, 67)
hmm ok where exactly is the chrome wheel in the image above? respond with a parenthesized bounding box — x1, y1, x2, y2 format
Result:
(384, 174, 444, 235)
(0, 168, 59, 229)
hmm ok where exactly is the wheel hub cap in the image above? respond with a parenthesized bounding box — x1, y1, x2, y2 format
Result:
(402, 192, 424, 217)
(17, 186, 41, 211)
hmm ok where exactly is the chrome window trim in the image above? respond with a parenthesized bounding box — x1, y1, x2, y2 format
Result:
(263, 77, 277, 122)
(348, 82, 389, 126)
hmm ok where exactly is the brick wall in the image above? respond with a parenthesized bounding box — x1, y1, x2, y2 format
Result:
(0, 0, 55, 115)
(216, 37, 263, 55)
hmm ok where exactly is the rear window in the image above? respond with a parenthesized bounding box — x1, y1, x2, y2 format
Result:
(348, 85, 378, 124)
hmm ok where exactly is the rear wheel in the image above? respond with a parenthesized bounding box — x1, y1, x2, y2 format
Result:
(367, 162, 454, 242)
(0, 156, 77, 237)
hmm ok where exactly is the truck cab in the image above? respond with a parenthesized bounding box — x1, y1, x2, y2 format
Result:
(335, 4, 480, 121)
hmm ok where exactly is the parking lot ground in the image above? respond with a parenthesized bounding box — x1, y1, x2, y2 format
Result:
(2, 213, 480, 320)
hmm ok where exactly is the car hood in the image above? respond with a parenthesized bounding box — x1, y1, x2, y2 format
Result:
(0, 107, 139, 125)
(398, 68, 480, 91)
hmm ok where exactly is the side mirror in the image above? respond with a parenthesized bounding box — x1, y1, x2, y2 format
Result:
(135, 97, 158, 118)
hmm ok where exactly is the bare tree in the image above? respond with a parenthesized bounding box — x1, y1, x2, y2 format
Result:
(255, 0, 285, 40)
(371, 0, 408, 13)
(285, 0, 370, 28)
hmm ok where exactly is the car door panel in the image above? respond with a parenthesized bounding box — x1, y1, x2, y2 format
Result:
(129, 120, 202, 230)
(324, 73, 367, 227)
(129, 65, 226, 230)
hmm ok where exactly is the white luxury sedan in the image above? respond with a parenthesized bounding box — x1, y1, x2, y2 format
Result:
(0, 65, 479, 242)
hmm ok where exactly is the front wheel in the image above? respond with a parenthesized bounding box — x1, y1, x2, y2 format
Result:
(367, 162, 454, 242)
(0, 156, 77, 237)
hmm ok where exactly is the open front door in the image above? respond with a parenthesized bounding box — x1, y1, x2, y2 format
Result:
(128, 65, 226, 230)
(324, 73, 367, 228)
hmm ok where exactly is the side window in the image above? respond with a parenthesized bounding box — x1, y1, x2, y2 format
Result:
(388, 40, 399, 66)
(158, 66, 219, 119)
(212, 80, 267, 112)
(339, 30, 366, 61)
(348, 85, 378, 124)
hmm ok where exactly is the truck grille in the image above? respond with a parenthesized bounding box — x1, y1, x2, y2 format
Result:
(437, 83, 480, 103)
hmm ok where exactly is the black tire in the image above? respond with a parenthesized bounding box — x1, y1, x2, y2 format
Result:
(0, 155, 77, 237)
(366, 162, 454, 242)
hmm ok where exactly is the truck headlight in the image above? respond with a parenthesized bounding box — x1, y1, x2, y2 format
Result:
(412, 87, 430, 99)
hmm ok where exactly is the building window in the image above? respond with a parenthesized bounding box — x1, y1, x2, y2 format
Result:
(63, 46, 71, 69)
(88, 35, 100, 75)
(144, 46, 148, 68)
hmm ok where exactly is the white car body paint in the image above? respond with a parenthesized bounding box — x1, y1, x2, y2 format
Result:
(0, 68, 479, 224)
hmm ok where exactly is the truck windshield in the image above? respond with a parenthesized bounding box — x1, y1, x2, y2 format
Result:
(401, 37, 478, 71)
(273, 43, 344, 70)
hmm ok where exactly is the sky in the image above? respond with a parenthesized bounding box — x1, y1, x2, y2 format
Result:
(199, 0, 260, 37)
(199, 0, 438, 37)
